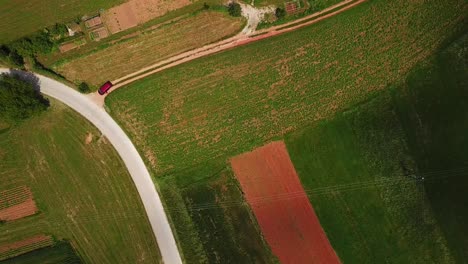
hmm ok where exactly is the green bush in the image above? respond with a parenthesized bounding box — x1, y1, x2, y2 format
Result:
(228, 2, 242, 17)
(0, 45, 24, 67)
(78, 82, 91, 93)
(0, 72, 49, 123)
(275, 7, 286, 19)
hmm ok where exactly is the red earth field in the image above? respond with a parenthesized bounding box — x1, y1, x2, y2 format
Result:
(0, 186, 38, 221)
(230, 141, 340, 264)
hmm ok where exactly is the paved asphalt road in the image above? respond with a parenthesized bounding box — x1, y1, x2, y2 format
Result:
(0, 68, 182, 264)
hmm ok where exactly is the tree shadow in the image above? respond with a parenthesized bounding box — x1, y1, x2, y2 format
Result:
(7, 69, 40, 91)
(6, 69, 50, 107)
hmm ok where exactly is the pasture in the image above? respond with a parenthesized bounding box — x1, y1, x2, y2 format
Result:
(52, 11, 243, 86)
(106, 0, 467, 261)
(0, 0, 123, 42)
(0, 100, 161, 263)
(286, 32, 468, 262)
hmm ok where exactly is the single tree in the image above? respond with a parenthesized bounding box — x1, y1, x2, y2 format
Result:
(275, 7, 286, 19)
(78, 82, 91, 93)
(0, 73, 49, 123)
(228, 2, 242, 17)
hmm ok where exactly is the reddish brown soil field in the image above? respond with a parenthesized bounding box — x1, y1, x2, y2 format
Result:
(230, 141, 340, 264)
(0, 186, 38, 221)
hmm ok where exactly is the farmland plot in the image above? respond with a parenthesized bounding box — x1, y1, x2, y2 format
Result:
(231, 141, 340, 264)
(108, 0, 467, 173)
(0, 186, 38, 222)
(54, 11, 243, 86)
(0, 0, 123, 42)
(106, 0, 466, 261)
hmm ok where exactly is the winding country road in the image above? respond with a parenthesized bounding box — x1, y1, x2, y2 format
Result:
(0, 68, 182, 264)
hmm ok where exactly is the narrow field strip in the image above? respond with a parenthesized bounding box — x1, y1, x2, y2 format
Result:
(0, 186, 32, 209)
(0, 235, 53, 261)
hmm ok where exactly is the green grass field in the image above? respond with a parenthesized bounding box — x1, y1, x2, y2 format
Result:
(285, 94, 452, 263)
(392, 33, 468, 262)
(0, 101, 161, 263)
(0, 0, 124, 43)
(287, 32, 468, 263)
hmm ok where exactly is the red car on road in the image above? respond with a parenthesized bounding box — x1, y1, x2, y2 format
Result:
(98, 81, 113, 95)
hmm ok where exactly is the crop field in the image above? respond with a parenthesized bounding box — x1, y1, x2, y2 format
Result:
(52, 11, 243, 86)
(230, 141, 340, 263)
(0, 0, 124, 42)
(285, 93, 454, 262)
(106, 0, 466, 261)
(0, 101, 161, 263)
(1, 241, 81, 264)
(159, 162, 277, 263)
(0, 186, 38, 221)
(108, 0, 466, 173)
(251, 0, 340, 10)
(286, 32, 468, 262)
(0, 235, 53, 261)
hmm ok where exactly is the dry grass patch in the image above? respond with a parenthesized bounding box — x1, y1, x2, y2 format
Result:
(55, 11, 243, 85)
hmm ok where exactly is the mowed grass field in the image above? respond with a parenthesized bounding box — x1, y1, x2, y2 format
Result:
(0, 101, 161, 263)
(0, 0, 123, 43)
(52, 11, 244, 86)
(106, 0, 467, 262)
(286, 32, 468, 262)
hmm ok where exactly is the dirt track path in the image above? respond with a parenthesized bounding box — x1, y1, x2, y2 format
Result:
(107, 0, 364, 95)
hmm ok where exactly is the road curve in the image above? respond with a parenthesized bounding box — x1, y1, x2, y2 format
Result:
(0, 68, 182, 264)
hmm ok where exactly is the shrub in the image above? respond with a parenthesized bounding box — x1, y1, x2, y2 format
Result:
(0, 45, 24, 68)
(228, 2, 242, 17)
(275, 7, 286, 19)
(78, 82, 91, 93)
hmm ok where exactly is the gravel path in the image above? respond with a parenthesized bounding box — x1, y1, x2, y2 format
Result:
(0, 68, 182, 264)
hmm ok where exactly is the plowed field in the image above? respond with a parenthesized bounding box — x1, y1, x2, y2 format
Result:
(230, 141, 340, 264)
(0, 186, 37, 221)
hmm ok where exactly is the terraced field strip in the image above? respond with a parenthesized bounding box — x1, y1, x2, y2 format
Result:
(0, 235, 53, 261)
(230, 141, 340, 264)
(0, 186, 37, 221)
(0, 186, 31, 209)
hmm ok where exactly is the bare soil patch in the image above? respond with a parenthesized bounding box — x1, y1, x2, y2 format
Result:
(230, 141, 340, 264)
(103, 4, 139, 34)
(0, 186, 38, 221)
(103, 0, 191, 34)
